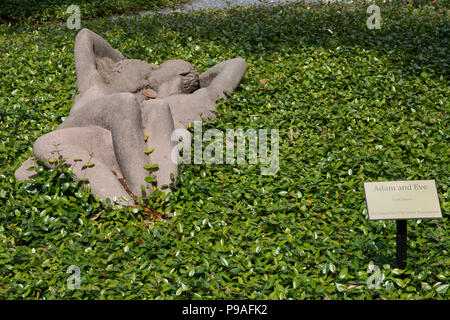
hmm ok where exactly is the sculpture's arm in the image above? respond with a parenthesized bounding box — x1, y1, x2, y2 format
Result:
(74, 28, 124, 93)
(199, 58, 247, 101)
(149, 58, 247, 129)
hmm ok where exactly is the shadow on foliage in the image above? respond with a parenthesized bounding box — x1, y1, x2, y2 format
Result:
(104, 1, 449, 78)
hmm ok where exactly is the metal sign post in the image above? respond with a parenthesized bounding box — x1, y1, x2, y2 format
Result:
(396, 220, 407, 269)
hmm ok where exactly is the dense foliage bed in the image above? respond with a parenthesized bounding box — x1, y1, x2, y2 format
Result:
(0, 0, 189, 24)
(0, 1, 448, 299)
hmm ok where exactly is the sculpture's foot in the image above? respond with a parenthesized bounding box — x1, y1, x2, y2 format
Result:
(15, 157, 39, 181)
(32, 126, 135, 206)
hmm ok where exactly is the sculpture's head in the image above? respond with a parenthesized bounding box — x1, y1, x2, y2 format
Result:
(96, 57, 199, 97)
(146, 59, 200, 97)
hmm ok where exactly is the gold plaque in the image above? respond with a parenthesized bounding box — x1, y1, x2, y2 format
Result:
(363, 180, 442, 220)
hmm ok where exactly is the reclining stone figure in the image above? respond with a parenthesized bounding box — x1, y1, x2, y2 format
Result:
(15, 28, 247, 205)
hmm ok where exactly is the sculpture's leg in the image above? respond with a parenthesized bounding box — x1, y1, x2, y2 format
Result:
(58, 92, 153, 197)
(141, 100, 178, 191)
(33, 126, 134, 206)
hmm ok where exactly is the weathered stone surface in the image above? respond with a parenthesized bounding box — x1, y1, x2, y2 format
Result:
(14, 157, 39, 181)
(15, 28, 247, 205)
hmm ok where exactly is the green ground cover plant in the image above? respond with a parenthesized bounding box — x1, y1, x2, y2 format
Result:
(0, 1, 448, 299)
(1, 0, 189, 24)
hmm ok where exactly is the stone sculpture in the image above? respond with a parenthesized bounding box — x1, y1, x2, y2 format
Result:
(15, 28, 247, 205)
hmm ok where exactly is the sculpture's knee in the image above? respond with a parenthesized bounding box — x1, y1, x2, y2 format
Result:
(75, 28, 92, 42)
(111, 92, 140, 117)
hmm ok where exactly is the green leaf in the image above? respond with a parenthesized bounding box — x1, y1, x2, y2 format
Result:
(144, 164, 159, 170)
(144, 176, 156, 183)
(335, 283, 347, 292)
(436, 284, 449, 295)
(220, 257, 229, 267)
(338, 267, 348, 280)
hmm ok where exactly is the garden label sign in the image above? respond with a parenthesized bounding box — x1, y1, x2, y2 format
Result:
(363, 180, 442, 220)
(363, 179, 442, 269)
